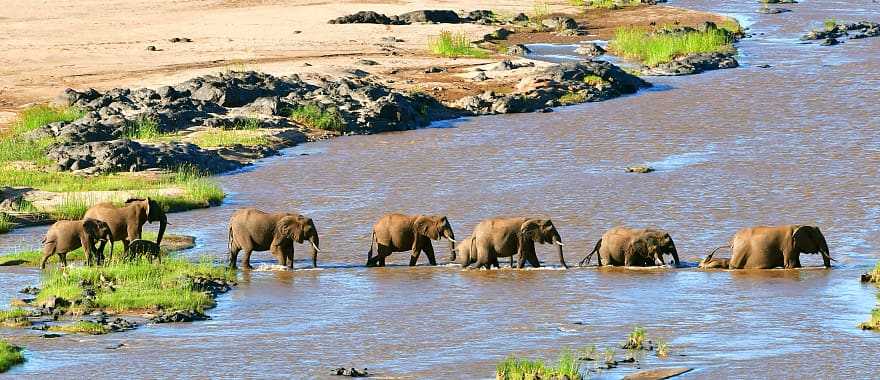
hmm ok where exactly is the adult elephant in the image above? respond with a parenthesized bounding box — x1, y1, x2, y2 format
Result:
(579, 226, 680, 267)
(85, 197, 167, 258)
(722, 225, 831, 269)
(465, 217, 567, 269)
(228, 208, 320, 269)
(366, 213, 456, 267)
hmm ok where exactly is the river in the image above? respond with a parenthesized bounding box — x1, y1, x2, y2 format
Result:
(2, 0, 880, 378)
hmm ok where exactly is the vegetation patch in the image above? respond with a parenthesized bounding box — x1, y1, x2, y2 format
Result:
(0, 340, 25, 373)
(589, 0, 638, 9)
(860, 261, 880, 330)
(0, 308, 32, 328)
(123, 116, 164, 140)
(582, 75, 607, 87)
(287, 104, 346, 132)
(559, 91, 588, 105)
(0, 105, 84, 166)
(190, 129, 269, 147)
(496, 350, 581, 380)
(36, 257, 235, 314)
(428, 31, 489, 58)
(610, 25, 735, 66)
(48, 320, 109, 335)
(0, 214, 13, 234)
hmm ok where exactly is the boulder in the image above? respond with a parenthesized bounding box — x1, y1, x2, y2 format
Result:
(542, 16, 578, 31)
(575, 43, 606, 57)
(328, 11, 395, 25)
(506, 44, 532, 56)
(397, 10, 461, 24)
(643, 52, 739, 76)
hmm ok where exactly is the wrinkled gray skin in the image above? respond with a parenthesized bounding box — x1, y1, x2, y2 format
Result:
(41, 219, 113, 269)
(228, 208, 321, 269)
(85, 197, 167, 262)
(367, 213, 456, 267)
(463, 217, 567, 269)
(580, 226, 680, 267)
(126, 239, 163, 263)
(727, 225, 831, 269)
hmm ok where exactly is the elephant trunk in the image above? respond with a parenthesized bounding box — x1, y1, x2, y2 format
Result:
(819, 234, 831, 268)
(445, 229, 456, 262)
(156, 214, 167, 246)
(309, 235, 320, 268)
(669, 240, 680, 267)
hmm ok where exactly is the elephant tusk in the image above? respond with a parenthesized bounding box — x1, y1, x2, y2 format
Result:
(447, 237, 457, 243)
(311, 242, 321, 252)
(554, 241, 565, 247)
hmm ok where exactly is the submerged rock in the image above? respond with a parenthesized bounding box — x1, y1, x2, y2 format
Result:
(331, 368, 369, 377)
(575, 43, 606, 57)
(625, 166, 655, 173)
(149, 309, 209, 323)
(623, 368, 693, 380)
(756, 7, 791, 14)
(643, 52, 739, 76)
(801, 21, 880, 42)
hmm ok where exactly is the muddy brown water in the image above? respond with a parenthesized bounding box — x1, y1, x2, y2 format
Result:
(3, 1, 880, 378)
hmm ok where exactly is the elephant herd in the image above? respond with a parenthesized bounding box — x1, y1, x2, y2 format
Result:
(39, 202, 833, 271)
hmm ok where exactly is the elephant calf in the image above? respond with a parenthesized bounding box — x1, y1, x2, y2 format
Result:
(367, 213, 456, 267)
(41, 219, 113, 269)
(698, 249, 730, 269)
(725, 225, 831, 269)
(580, 226, 679, 267)
(463, 217, 567, 269)
(124, 239, 163, 263)
(228, 208, 321, 269)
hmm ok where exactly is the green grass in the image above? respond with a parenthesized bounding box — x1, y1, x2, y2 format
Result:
(0, 231, 186, 267)
(287, 104, 346, 132)
(0, 105, 84, 166)
(190, 129, 269, 147)
(610, 25, 735, 66)
(532, 0, 551, 21)
(559, 91, 588, 105)
(37, 256, 235, 314)
(0, 340, 25, 373)
(861, 261, 880, 330)
(48, 321, 108, 335)
(623, 326, 647, 349)
(427, 31, 488, 58)
(589, 0, 636, 9)
(604, 348, 616, 364)
(49, 194, 95, 220)
(656, 339, 669, 358)
(0, 309, 31, 327)
(123, 116, 163, 140)
(496, 350, 581, 380)
(824, 18, 839, 31)
(583, 75, 607, 86)
(0, 214, 13, 234)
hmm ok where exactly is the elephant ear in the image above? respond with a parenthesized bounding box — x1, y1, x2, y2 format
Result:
(83, 219, 99, 238)
(283, 216, 303, 243)
(519, 219, 541, 241)
(414, 216, 435, 240)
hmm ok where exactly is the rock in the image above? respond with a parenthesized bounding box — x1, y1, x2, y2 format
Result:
(241, 96, 281, 116)
(328, 11, 396, 25)
(397, 10, 461, 24)
(757, 64, 772, 68)
(331, 367, 369, 377)
(623, 368, 693, 380)
(801, 21, 880, 41)
(511, 13, 529, 23)
(41, 333, 63, 339)
(506, 44, 532, 56)
(484, 60, 535, 71)
(472, 72, 489, 82)
(37, 295, 70, 310)
(179, 71, 299, 107)
(625, 166, 655, 173)
(380, 36, 403, 43)
(820, 37, 841, 46)
(48, 139, 243, 174)
(149, 309, 209, 323)
(483, 28, 512, 41)
(467, 10, 495, 24)
(424, 66, 446, 73)
(542, 16, 578, 31)
(356, 59, 379, 66)
(106, 343, 127, 349)
(168, 37, 192, 43)
(756, 7, 791, 13)
(643, 52, 739, 76)
(574, 43, 606, 57)
(105, 317, 138, 332)
(146, 45, 158, 51)
(760, 0, 797, 3)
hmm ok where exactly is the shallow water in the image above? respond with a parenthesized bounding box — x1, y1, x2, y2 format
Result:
(3, 0, 880, 378)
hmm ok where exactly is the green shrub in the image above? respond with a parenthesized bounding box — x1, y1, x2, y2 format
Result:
(610, 25, 735, 66)
(623, 326, 647, 349)
(287, 104, 346, 131)
(496, 350, 581, 380)
(0, 340, 25, 373)
(427, 31, 488, 58)
(0, 214, 13, 234)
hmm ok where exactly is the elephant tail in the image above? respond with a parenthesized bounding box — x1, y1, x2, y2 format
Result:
(366, 230, 376, 266)
(579, 239, 602, 267)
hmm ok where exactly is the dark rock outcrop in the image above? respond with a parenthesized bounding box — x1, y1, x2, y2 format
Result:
(575, 43, 606, 57)
(48, 139, 242, 174)
(397, 10, 461, 24)
(801, 21, 880, 42)
(643, 52, 739, 76)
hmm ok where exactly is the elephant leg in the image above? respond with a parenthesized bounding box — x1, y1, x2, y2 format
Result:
(242, 249, 255, 270)
(492, 255, 500, 269)
(229, 246, 241, 269)
(60, 253, 69, 268)
(510, 255, 514, 268)
(40, 243, 55, 270)
(526, 252, 540, 268)
(517, 253, 527, 269)
(286, 246, 295, 269)
(409, 245, 422, 266)
(423, 243, 437, 266)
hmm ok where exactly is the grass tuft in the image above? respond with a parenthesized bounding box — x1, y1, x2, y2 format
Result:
(0, 340, 25, 373)
(532, 0, 551, 21)
(428, 31, 488, 58)
(0, 309, 31, 327)
(589, 0, 636, 9)
(48, 321, 109, 335)
(559, 91, 588, 105)
(824, 18, 838, 32)
(190, 129, 269, 147)
(496, 350, 581, 380)
(861, 261, 880, 330)
(38, 256, 235, 314)
(583, 74, 607, 86)
(0, 214, 13, 234)
(287, 104, 346, 132)
(0, 105, 84, 166)
(124, 116, 163, 140)
(656, 339, 670, 358)
(623, 326, 647, 349)
(610, 25, 735, 66)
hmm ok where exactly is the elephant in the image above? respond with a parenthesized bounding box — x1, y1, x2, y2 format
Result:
(228, 208, 320, 269)
(463, 217, 567, 269)
(366, 213, 456, 267)
(124, 239, 163, 263)
(698, 247, 730, 269)
(85, 197, 167, 261)
(721, 225, 831, 269)
(41, 218, 113, 269)
(579, 227, 680, 267)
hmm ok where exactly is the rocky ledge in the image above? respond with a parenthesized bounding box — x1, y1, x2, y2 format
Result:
(801, 21, 880, 45)
(642, 52, 739, 76)
(37, 60, 646, 174)
(329, 9, 525, 26)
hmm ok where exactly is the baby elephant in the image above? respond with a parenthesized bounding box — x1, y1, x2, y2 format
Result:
(124, 239, 163, 263)
(41, 219, 113, 269)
